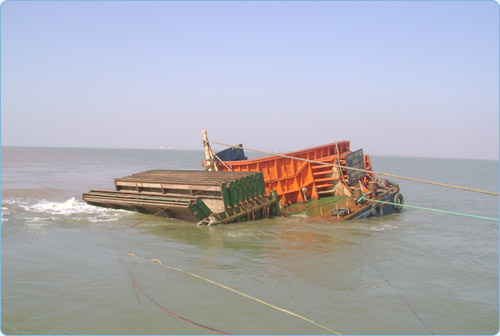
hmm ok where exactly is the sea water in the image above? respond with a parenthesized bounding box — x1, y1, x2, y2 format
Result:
(1, 147, 498, 334)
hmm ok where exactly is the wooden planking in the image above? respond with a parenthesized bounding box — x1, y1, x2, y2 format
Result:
(83, 170, 270, 223)
(115, 170, 261, 186)
(83, 190, 198, 203)
(115, 181, 222, 192)
(104, 188, 223, 200)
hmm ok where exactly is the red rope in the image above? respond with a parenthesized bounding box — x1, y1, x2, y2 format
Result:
(125, 267, 231, 335)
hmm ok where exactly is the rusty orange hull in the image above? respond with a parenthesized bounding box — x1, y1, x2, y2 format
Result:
(215, 141, 375, 206)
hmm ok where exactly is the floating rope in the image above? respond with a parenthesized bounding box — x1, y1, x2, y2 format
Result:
(361, 197, 499, 222)
(127, 253, 341, 335)
(208, 141, 499, 197)
(128, 207, 171, 229)
(122, 259, 231, 335)
(366, 256, 435, 334)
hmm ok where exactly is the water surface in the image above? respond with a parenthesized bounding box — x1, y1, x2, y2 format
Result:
(1, 147, 498, 334)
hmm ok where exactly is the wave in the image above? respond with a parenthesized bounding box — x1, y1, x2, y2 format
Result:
(2, 198, 131, 226)
(20, 197, 126, 216)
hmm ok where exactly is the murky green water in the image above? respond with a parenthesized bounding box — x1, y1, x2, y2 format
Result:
(1, 147, 498, 334)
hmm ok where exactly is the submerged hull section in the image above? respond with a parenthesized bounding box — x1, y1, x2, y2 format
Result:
(212, 141, 403, 222)
(284, 188, 403, 222)
(83, 170, 279, 225)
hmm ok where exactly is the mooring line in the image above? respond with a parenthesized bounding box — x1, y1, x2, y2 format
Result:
(363, 198, 499, 222)
(128, 207, 170, 229)
(367, 256, 435, 335)
(296, 234, 435, 335)
(127, 253, 342, 335)
(208, 140, 499, 197)
(121, 259, 231, 335)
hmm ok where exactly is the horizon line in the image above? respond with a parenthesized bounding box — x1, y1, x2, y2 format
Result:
(1, 144, 498, 162)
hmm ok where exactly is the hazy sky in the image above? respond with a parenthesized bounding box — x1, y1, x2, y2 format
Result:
(1, 1, 498, 160)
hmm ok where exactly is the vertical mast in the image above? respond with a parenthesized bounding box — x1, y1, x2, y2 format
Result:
(202, 129, 217, 171)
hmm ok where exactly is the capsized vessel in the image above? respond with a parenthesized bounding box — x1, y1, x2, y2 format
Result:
(202, 130, 404, 222)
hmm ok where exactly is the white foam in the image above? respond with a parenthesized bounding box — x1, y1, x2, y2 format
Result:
(88, 213, 124, 223)
(377, 224, 398, 231)
(1, 207, 10, 218)
(22, 197, 128, 216)
(225, 231, 257, 239)
(1, 206, 12, 222)
(2, 199, 22, 205)
(25, 222, 48, 235)
(26, 217, 45, 223)
(25, 197, 82, 213)
(353, 223, 398, 232)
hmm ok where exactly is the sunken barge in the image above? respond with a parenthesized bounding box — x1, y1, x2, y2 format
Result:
(83, 170, 279, 225)
(83, 130, 404, 224)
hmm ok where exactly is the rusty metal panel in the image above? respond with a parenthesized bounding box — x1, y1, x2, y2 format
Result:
(345, 149, 367, 185)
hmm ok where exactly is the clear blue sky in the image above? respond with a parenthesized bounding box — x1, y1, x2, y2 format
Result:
(1, 1, 498, 160)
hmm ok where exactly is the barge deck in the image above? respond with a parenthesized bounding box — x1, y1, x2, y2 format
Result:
(83, 170, 279, 225)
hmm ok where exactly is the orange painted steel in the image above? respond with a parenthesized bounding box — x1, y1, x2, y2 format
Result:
(216, 141, 375, 205)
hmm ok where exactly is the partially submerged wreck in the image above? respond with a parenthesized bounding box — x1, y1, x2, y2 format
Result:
(82, 130, 404, 224)
(83, 170, 279, 225)
(202, 130, 404, 222)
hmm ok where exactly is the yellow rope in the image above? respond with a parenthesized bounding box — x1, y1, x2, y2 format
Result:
(209, 140, 499, 197)
(127, 253, 341, 335)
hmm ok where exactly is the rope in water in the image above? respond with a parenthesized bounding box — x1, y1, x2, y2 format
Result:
(208, 141, 499, 197)
(365, 255, 435, 334)
(127, 253, 342, 335)
(128, 207, 171, 229)
(315, 232, 435, 334)
(122, 260, 231, 335)
(359, 196, 499, 222)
